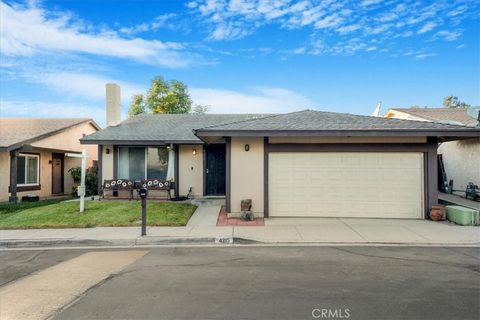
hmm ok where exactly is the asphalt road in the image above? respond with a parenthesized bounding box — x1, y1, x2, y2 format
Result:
(1, 246, 479, 320)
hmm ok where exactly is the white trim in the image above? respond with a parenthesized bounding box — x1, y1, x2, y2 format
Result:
(17, 153, 40, 186)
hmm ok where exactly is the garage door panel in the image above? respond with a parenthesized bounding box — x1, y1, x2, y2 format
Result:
(269, 152, 424, 219)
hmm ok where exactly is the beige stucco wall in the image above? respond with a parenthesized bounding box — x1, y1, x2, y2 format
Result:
(0, 152, 10, 202)
(438, 138, 480, 190)
(101, 145, 114, 181)
(230, 137, 264, 215)
(179, 145, 203, 197)
(269, 136, 427, 144)
(64, 156, 81, 195)
(31, 121, 98, 167)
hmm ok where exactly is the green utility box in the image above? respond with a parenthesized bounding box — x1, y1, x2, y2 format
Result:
(446, 205, 480, 226)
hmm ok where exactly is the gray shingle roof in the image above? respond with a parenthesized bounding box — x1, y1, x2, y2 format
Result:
(0, 118, 98, 150)
(81, 113, 273, 144)
(195, 110, 479, 133)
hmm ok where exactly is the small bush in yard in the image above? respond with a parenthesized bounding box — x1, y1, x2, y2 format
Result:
(68, 166, 98, 196)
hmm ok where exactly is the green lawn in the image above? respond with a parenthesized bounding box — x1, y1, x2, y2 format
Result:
(0, 198, 69, 215)
(0, 200, 197, 229)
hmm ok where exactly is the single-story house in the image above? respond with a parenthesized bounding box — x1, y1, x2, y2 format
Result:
(81, 84, 480, 219)
(0, 118, 100, 203)
(385, 108, 479, 191)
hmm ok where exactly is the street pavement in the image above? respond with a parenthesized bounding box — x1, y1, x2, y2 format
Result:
(0, 246, 478, 320)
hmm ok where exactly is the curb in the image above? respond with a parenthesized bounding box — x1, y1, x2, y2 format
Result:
(0, 237, 224, 249)
(0, 238, 478, 249)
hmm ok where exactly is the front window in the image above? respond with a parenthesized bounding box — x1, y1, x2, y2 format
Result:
(118, 147, 174, 181)
(17, 154, 39, 186)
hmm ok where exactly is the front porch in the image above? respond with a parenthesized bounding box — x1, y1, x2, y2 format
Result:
(6, 147, 82, 204)
(98, 143, 227, 200)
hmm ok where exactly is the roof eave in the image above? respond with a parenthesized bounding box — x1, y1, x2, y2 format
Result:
(194, 129, 480, 138)
(80, 139, 204, 145)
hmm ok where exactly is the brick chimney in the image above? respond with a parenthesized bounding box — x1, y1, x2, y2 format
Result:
(106, 83, 121, 126)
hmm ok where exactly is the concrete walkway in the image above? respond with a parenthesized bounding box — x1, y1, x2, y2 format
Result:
(0, 200, 478, 247)
(186, 198, 223, 227)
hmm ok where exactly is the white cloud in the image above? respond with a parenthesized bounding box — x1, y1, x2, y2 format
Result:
(0, 2, 194, 68)
(417, 21, 437, 34)
(190, 86, 313, 113)
(337, 24, 361, 34)
(31, 72, 144, 102)
(435, 30, 462, 41)
(361, 0, 383, 7)
(292, 47, 306, 54)
(119, 14, 178, 35)
(0, 99, 103, 121)
(414, 53, 437, 60)
(314, 14, 343, 29)
(188, 0, 476, 58)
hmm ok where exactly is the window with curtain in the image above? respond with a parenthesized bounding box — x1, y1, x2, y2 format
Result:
(16, 154, 39, 185)
(118, 147, 174, 181)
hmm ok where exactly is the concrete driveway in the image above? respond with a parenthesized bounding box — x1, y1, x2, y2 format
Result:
(233, 217, 480, 245)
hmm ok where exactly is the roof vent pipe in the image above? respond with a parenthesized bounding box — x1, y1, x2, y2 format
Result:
(106, 83, 121, 126)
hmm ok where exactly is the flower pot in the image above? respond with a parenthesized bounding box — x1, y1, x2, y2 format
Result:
(430, 205, 445, 221)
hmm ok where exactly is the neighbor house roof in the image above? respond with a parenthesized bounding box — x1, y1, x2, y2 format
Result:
(80, 113, 273, 145)
(194, 110, 480, 140)
(0, 118, 100, 151)
(385, 108, 478, 127)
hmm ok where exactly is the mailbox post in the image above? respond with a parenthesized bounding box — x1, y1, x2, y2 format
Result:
(139, 188, 148, 236)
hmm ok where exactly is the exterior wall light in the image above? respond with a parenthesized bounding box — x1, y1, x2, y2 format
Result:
(244, 144, 250, 152)
(192, 149, 197, 155)
(106, 148, 110, 154)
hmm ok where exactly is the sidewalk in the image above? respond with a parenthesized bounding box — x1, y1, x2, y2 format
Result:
(1, 219, 478, 248)
(1, 199, 479, 247)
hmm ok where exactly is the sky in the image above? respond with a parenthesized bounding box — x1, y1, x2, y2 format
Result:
(0, 0, 479, 127)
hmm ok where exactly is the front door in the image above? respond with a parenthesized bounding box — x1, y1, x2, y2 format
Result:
(205, 145, 226, 196)
(52, 153, 64, 194)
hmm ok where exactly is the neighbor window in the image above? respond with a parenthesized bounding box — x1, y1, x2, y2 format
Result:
(118, 147, 175, 181)
(16, 154, 39, 186)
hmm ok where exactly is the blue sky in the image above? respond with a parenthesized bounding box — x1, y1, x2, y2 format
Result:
(0, 0, 479, 127)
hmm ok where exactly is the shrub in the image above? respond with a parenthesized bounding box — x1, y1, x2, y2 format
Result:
(68, 166, 98, 196)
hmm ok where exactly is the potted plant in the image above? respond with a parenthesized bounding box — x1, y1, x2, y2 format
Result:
(430, 205, 446, 221)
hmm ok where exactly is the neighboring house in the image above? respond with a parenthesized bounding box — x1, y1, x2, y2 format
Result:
(385, 108, 480, 191)
(0, 118, 100, 203)
(81, 84, 480, 220)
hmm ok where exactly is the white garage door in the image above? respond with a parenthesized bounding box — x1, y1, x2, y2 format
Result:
(269, 152, 424, 219)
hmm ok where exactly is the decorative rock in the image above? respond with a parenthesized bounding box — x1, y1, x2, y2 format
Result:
(241, 199, 252, 211)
